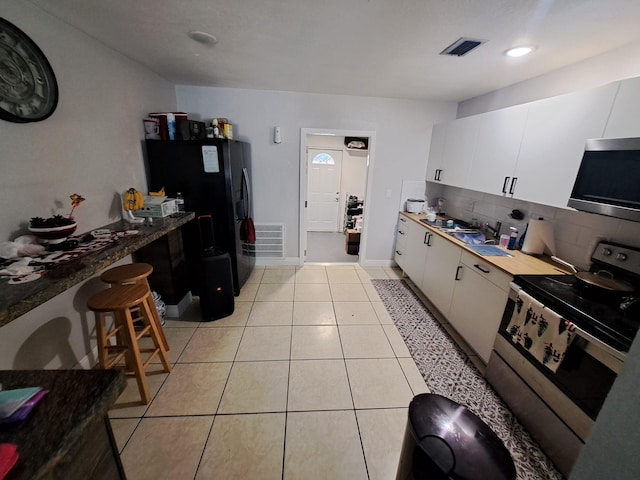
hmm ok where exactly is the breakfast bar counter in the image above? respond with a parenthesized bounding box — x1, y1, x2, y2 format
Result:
(0, 212, 194, 328)
(0, 369, 127, 479)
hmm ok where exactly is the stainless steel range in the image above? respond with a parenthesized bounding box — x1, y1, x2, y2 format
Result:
(485, 241, 640, 477)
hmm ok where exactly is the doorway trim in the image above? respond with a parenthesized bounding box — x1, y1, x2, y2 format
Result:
(299, 128, 376, 265)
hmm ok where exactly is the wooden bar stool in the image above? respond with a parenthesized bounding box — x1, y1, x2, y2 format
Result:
(88, 283, 172, 404)
(100, 263, 170, 352)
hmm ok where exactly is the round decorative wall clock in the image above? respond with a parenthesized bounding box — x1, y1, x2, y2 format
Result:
(0, 18, 58, 123)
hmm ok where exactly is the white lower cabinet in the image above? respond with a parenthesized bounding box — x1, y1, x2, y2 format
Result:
(447, 251, 511, 363)
(404, 221, 430, 287)
(394, 217, 512, 364)
(420, 233, 462, 317)
(394, 215, 410, 272)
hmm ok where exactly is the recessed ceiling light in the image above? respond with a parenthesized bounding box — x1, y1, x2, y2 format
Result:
(188, 31, 218, 45)
(505, 46, 536, 57)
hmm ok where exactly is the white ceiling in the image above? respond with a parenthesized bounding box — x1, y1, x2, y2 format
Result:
(31, 0, 640, 102)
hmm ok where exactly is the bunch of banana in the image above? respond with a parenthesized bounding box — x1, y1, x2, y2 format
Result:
(148, 187, 165, 197)
(123, 188, 144, 211)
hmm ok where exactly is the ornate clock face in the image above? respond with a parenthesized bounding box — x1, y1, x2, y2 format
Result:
(0, 18, 58, 123)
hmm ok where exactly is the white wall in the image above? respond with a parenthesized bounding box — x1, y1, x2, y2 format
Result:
(0, 1, 176, 368)
(176, 86, 456, 263)
(458, 40, 640, 117)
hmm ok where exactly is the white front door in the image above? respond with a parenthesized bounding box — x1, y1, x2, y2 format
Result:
(307, 148, 342, 232)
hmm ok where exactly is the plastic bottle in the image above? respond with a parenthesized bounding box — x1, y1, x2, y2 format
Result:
(507, 227, 518, 250)
(518, 223, 529, 250)
(176, 192, 185, 212)
(166, 113, 176, 140)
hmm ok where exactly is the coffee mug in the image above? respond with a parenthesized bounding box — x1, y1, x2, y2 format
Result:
(143, 118, 159, 137)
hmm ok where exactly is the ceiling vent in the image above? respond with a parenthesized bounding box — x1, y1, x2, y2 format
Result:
(440, 38, 486, 57)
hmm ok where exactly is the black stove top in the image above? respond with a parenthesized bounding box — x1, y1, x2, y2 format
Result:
(513, 274, 640, 352)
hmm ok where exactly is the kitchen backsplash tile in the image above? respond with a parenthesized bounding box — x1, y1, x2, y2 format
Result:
(427, 183, 639, 270)
(616, 221, 640, 245)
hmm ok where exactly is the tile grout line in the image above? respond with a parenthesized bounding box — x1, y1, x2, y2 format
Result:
(280, 273, 297, 480)
(335, 270, 374, 480)
(190, 294, 255, 479)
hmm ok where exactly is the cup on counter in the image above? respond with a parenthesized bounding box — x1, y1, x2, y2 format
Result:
(499, 234, 510, 248)
(426, 211, 436, 222)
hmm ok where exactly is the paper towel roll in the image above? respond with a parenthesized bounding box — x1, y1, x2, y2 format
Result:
(522, 218, 556, 256)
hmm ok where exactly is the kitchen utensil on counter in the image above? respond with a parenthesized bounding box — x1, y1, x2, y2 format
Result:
(551, 256, 635, 295)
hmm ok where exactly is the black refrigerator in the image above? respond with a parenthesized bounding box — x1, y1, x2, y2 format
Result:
(145, 139, 255, 296)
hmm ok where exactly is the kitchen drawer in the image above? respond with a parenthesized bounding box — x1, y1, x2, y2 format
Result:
(396, 216, 409, 249)
(394, 215, 410, 270)
(459, 250, 511, 292)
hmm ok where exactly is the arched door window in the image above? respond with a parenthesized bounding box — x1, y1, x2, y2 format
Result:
(311, 153, 336, 165)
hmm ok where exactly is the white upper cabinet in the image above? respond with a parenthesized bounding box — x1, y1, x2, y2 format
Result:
(426, 122, 447, 182)
(467, 103, 529, 196)
(511, 82, 619, 208)
(439, 115, 478, 187)
(426, 79, 627, 208)
(603, 77, 639, 139)
(426, 116, 478, 187)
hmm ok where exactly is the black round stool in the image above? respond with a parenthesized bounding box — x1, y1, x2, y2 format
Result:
(396, 393, 516, 480)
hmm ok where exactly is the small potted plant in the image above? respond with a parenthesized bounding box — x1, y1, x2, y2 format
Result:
(28, 194, 84, 243)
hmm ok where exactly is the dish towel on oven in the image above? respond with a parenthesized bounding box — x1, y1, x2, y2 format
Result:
(506, 290, 576, 373)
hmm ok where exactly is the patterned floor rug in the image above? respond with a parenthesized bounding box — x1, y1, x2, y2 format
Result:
(372, 278, 564, 480)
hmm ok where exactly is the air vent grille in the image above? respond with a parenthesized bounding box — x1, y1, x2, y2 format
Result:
(440, 38, 486, 57)
(243, 224, 285, 258)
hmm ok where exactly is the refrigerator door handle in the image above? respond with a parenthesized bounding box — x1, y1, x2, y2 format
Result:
(236, 167, 251, 222)
(242, 167, 251, 217)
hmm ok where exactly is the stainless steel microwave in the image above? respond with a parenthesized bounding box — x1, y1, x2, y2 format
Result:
(568, 137, 640, 223)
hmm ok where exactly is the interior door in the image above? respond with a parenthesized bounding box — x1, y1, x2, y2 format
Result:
(307, 148, 343, 232)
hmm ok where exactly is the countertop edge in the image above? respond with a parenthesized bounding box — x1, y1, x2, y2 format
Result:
(0, 369, 127, 480)
(399, 211, 569, 277)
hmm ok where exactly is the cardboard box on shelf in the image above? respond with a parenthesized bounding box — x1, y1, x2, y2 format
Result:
(345, 229, 361, 243)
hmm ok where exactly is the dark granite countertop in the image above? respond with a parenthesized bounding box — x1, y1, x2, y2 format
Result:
(0, 369, 126, 480)
(0, 213, 194, 328)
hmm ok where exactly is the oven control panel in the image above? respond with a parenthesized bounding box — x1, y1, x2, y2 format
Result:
(591, 241, 640, 276)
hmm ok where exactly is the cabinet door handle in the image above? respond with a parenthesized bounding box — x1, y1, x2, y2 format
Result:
(425, 232, 432, 246)
(455, 265, 463, 280)
(438, 169, 443, 181)
(396, 250, 403, 255)
(474, 264, 490, 274)
(502, 176, 510, 194)
(398, 230, 405, 235)
(509, 177, 518, 195)
(400, 217, 407, 223)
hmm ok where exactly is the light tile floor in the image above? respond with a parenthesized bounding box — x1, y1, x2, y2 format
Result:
(109, 264, 429, 480)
